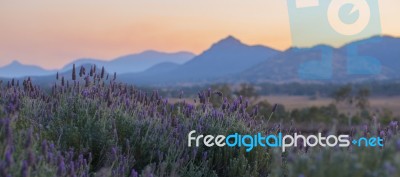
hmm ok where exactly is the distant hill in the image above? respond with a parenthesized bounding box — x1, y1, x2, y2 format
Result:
(0, 61, 56, 78)
(136, 62, 180, 76)
(119, 36, 281, 84)
(61, 50, 194, 74)
(237, 35, 400, 83)
(0, 50, 194, 79)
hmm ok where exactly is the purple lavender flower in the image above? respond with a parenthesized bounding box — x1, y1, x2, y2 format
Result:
(390, 121, 398, 129)
(27, 150, 35, 166)
(380, 130, 385, 138)
(130, 169, 139, 177)
(202, 151, 208, 161)
(21, 160, 29, 177)
(49, 143, 55, 151)
(57, 160, 66, 176)
(118, 163, 125, 176)
(68, 161, 76, 176)
(3, 118, 13, 145)
(5, 149, 13, 167)
(111, 147, 117, 162)
(81, 89, 90, 97)
(384, 162, 396, 175)
(0, 163, 6, 177)
(24, 128, 33, 149)
(47, 152, 53, 163)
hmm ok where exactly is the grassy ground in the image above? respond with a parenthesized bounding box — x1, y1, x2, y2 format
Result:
(262, 95, 400, 116)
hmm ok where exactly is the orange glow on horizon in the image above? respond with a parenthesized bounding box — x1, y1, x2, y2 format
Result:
(0, 0, 399, 69)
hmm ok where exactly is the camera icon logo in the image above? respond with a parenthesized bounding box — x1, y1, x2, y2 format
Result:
(287, 0, 382, 80)
(328, 0, 371, 36)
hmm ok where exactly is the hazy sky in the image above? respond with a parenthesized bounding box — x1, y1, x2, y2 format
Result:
(1, 0, 399, 69)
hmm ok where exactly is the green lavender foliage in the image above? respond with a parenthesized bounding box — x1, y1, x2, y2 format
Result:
(0, 69, 272, 177)
(1, 66, 400, 177)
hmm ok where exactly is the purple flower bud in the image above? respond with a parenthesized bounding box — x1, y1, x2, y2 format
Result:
(57, 160, 66, 176)
(191, 148, 198, 159)
(396, 139, 400, 151)
(49, 143, 55, 151)
(83, 159, 87, 168)
(0, 164, 6, 177)
(130, 169, 138, 177)
(78, 154, 84, 166)
(384, 162, 396, 175)
(27, 150, 35, 166)
(390, 121, 398, 129)
(21, 160, 29, 177)
(4, 118, 13, 144)
(68, 161, 76, 176)
(363, 125, 368, 131)
(24, 128, 33, 149)
(118, 164, 125, 175)
(47, 152, 53, 163)
(380, 130, 385, 138)
(253, 105, 258, 116)
(387, 129, 393, 138)
(111, 147, 117, 162)
(202, 151, 208, 161)
(5, 149, 13, 167)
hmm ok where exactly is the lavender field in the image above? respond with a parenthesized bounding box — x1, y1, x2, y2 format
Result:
(1, 65, 400, 177)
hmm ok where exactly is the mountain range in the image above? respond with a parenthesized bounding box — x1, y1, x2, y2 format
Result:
(237, 36, 400, 83)
(118, 36, 280, 84)
(118, 35, 400, 85)
(0, 50, 194, 78)
(0, 61, 56, 78)
(60, 50, 194, 74)
(1, 35, 399, 86)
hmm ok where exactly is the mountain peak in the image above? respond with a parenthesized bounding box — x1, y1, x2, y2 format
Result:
(0, 60, 55, 78)
(9, 60, 22, 66)
(219, 35, 242, 44)
(210, 35, 244, 50)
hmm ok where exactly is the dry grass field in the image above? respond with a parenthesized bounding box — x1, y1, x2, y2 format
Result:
(263, 95, 400, 116)
(171, 95, 400, 116)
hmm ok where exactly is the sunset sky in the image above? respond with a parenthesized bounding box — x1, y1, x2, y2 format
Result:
(1, 0, 399, 69)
